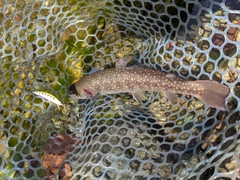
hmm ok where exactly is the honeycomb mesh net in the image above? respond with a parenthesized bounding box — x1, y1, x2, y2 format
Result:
(0, 0, 240, 179)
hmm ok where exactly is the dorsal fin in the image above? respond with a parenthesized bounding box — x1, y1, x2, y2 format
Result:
(166, 73, 177, 79)
(89, 67, 101, 74)
(116, 55, 134, 68)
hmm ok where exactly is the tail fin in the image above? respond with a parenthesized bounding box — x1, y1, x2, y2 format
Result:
(193, 80, 229, 110)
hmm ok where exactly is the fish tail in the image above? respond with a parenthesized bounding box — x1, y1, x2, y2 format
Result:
(192, 80, 229, 110)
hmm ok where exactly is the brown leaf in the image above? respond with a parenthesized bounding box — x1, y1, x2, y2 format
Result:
(42, 133, 81, 180)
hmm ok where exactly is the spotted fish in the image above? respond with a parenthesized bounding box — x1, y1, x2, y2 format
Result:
(68, 55, 229, 110)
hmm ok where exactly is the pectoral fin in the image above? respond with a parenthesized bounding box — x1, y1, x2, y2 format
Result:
(132, 91, 146, 104)
(116, 55, 134, 68)
(164, 91, 178, 104)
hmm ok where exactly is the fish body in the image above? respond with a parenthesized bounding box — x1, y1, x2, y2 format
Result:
(68, 56, 229, 110)
(70, 67, 197, 96)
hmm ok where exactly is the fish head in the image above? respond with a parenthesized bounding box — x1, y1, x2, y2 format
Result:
(68, 83, 93, 99)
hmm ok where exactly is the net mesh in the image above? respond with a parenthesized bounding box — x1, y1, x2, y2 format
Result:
(0, 0, 240, 179)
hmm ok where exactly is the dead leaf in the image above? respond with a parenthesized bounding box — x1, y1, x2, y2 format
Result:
(42, 133, 82, 180)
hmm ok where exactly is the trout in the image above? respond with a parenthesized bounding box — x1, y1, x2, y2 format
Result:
(68, 56, 229, 110)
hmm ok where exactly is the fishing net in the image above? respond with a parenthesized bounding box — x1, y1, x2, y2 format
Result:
(0, 0, 240, 179)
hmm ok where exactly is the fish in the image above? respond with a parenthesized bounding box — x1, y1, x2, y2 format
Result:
(33, 91, 63, 106)
(68, 55, 230, 110)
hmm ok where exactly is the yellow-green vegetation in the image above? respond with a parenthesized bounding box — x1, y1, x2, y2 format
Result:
(1, 0, 239, 179)
(0, 0, 147, 177)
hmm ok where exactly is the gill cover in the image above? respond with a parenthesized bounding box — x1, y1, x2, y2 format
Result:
(68, 84, 79, 98)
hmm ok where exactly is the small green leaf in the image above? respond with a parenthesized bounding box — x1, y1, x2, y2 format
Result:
(40, 66, 50, 75)
(0, 170, 6, 178)
(15, 143, 24, 151)
(37, 169, 45, 178)
(51, 83, 61, 91)
(5, 161, 15, 170)
(47, 59, 57, 68)
(13, 153, 22, 162)
(8, 137, 18, 147)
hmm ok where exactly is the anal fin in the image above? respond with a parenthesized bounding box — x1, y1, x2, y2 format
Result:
(164, 91, 178, 104)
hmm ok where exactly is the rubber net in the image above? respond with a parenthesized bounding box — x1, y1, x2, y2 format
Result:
(0, 0, 240, 179)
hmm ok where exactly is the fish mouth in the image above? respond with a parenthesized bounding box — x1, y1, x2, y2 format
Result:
(68, 84, 79, 98)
